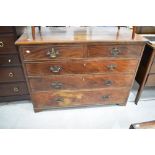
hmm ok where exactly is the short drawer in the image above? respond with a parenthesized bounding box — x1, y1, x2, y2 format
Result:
(0, 34, 17, 54)
(25, 59, 138, 76)
(29, 74, 133, 91)
(0, 26, 13, 33)
(0, 67, 25, 82)
(145, 74, 155, 86)
(0, 82, 28, 97)
(0, 54, 20, 66)
(87, 44, 143, 58)
(32, 88, 129, 109)
(21, 44, 84, 61)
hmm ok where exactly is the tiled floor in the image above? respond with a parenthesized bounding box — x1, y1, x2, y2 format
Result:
(0, 82, 155, 129)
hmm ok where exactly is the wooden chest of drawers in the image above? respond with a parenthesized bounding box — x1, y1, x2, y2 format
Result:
(16, 27, 146, 112)
(0, 26, 29, 102)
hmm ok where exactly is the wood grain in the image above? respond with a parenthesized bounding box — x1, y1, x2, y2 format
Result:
(29, 74, 133, 91)
(22, 44, 84, 61)
(0, 82, 28, 97)
(0, 33, 17, 53)
(0, 67, 25, 82)
(25, 59, 138, 76)
(88, 44, 143, 58)
(32, 88, 129, 109)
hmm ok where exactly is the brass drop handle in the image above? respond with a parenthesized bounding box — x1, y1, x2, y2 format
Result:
(0, 41, 4, 47)
(111, 48, 120, 56)
(47, 48, 59, 58)
(102, 95, 110, 100)
(8, 72, 14, 77)
(104, 80, 112, 86)
(107, 64, 117, 71)
(51, 82, 63, 89)
(54, 97, 64, 103)
(13, 87, 19, 92)
(50, 66, 61, 73)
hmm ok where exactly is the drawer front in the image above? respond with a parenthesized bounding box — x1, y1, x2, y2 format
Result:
(32, 88, 129, 109)
(145, 74, 155, 86)
(0, 26, 13, 33)
(29, 74, 133, 91)
(0, 54, 20, 66)
(150, 63, 155, 73)
(22, 45, 84, 61)
(25, 59, 138, 76)
(0, 67, 25, 82)
(87, 44, 143, 58)
(0, 34, 17, 53)
(0, 82, 28, 97)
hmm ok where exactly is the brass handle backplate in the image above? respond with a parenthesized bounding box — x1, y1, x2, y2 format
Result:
(9, 72, 14, 77)
(111, 48, 120, 56)
(50, 66, 61, 73)
(0, 41, 4, 47)
(51, 82, 63, 89)
(47, 48, 59, 58)
(104, 80, 112, 86)
(102, 95, 110, 100)
(54, 97, 64, 103)
(13, 87, 19, 92)
(107, 64, 117, 71)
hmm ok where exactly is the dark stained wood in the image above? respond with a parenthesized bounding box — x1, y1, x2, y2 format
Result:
(0, 26, 14, 33)
(32, 88, 129, 109)
(87, 44, 143, 58)
(0, 67, 25, 82)
(0, 54, 20, 66)
(130, 120, 155, 129)
(21, 44, 84, 61)
(150, 63, 155, 73)
(0, 82, 28, 97)
(0, 26, 29, 103)
(25, 59, 138, 76)
(135, 44, 155, 104)
(0, 33, 17, 54)
(29, 74, 133, 91)
(0, 95, 30, 103)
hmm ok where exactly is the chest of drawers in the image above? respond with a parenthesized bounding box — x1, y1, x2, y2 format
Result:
(16, 27, 146, 112)
(0, 26, 29, 102)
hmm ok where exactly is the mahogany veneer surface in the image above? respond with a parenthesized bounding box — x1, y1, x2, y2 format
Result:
(16, 27, 146, 112)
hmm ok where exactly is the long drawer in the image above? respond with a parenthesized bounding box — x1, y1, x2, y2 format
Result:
(0, 67, 25, 82)
(25, 59, 138, 76)
(21, 44, 84, 61)
(29, 74, 133, 91)
(87, 44, 143, 58)
(0, 54, 20, 66)
(0, 82, 28, 97)
(0, 33, 17, 53)
(32, 88, 129, 109)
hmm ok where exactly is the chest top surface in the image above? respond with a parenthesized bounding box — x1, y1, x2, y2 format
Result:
(15, 27, 147, 45)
